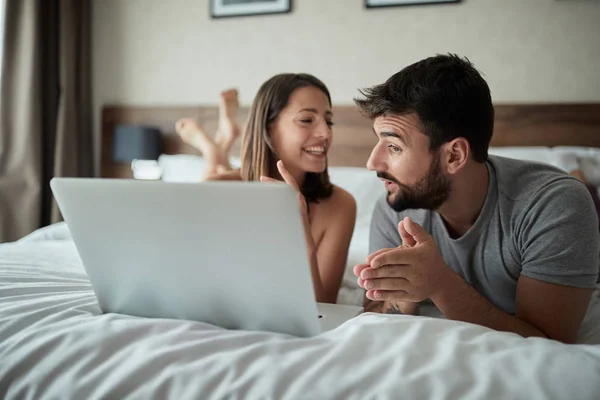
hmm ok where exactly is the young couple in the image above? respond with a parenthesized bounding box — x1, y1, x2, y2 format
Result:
(177, 55, 600, 343)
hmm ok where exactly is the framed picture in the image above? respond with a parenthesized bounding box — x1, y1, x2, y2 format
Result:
(365, 0, 460, 8)
(211, 0, 292, 18)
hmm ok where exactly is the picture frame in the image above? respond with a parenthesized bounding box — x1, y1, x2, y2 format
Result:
(211, 0, 292, 19)
(365, 0, 461, 8)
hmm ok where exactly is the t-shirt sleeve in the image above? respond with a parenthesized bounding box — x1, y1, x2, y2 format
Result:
(369, 195, 402, 254)
(519, 178, 600, 288)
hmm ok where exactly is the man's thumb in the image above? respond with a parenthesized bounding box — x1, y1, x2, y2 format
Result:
(403, 217, 430, 244)
(398, 220, 416, 247)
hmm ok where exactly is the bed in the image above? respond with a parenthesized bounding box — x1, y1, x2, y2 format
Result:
(2, 103, 600, 399)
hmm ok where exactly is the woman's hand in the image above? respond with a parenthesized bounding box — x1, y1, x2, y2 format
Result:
(260, 161, 315, 256)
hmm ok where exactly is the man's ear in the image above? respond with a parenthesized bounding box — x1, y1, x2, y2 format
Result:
(441, 138, 470, 175)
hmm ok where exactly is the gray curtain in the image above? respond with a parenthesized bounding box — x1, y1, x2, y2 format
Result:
(0, 0, 92, 243)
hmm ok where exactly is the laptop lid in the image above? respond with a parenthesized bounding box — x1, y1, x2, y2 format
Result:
(50, 178, 322, 337)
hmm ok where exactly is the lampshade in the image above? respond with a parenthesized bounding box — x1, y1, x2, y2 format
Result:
(112, 124, 162, 163)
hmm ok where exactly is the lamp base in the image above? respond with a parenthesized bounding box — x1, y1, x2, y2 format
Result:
(131, 159, 162, 180)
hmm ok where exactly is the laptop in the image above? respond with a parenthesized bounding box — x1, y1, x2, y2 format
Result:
(50, 178, 362, 337)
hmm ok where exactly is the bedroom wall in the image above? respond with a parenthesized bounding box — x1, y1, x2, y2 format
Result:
(92, 0, 600, 174)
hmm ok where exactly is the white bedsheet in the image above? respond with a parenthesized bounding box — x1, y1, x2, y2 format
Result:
(2, 224, 600, 399)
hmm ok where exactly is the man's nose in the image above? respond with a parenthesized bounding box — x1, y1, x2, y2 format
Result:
(367, 142, 386, 171)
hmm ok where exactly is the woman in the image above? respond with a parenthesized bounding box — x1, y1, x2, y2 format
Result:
(175, 74, 357, 304)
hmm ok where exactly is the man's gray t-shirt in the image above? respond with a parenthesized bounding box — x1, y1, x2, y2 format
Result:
(370, 155, 600, 314)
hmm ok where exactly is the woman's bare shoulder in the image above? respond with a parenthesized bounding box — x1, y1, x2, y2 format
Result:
(204, 169, 242, 181)
(331, 185, 356, 209)
(315, 185, 357, 218)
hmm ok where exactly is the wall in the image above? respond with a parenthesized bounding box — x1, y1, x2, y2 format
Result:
(92, 0, 600, 172)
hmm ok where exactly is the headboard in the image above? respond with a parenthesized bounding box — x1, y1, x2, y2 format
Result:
(101, 103, 600, 179)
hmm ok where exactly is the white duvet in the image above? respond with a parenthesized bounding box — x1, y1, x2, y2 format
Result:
(2, 224, 600, 399)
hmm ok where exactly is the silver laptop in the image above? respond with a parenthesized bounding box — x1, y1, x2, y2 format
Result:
(50, 178, 362, 337)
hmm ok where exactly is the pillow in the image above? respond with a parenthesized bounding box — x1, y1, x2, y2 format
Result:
(328, 166, 384, 234)
(552, 147, 600, 185)
(488, 146, 600, 184)
(488, 146, 554, 165)
(552, 146, 600, 159)
(328, 167, 384, 304)
(579, 158, 600, 186)
(158, 154, 205, 182)
(158, 154, 241, 182)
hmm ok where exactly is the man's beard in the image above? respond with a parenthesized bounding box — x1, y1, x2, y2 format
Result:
(378, 155, 451, 212)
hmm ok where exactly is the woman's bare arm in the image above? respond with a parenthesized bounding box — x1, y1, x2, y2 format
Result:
(313, 188, 357, 303)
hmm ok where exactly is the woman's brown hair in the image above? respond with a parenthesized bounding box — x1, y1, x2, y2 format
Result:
(240, 73, 333, 203)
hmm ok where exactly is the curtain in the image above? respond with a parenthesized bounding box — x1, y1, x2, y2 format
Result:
(0, 0, 92, 243)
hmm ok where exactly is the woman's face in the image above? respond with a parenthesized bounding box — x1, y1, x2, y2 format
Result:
(269, 86, 333, 177)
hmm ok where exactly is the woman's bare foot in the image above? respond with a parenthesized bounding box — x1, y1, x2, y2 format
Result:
(175, 118, 230, 172)
(215, 88, 241, 154)
(175, 118, 212, 152)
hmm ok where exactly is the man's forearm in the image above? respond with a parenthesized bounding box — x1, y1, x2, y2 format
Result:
(364, 299, 385, 313)
(432, 273, 547, 338)
(364, 299, 419, 315)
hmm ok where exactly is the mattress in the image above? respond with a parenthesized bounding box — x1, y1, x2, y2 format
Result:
(2, 223, 600, 399)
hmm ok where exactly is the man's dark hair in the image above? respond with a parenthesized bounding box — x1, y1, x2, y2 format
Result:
(354, 54, 494, 162)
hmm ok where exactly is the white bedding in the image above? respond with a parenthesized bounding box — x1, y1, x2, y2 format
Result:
(4, 147, 600, 398)
(2, 223, 600, 399)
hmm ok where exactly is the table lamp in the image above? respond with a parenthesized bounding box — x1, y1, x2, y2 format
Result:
(112, 124, 163, 179)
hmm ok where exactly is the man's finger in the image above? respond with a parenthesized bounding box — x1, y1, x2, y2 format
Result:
(366, 289, 410, 302)
(363, 277, 410, 291)
(366, 248, 395, 264)
(353, 263, 370, 277)
(370, 248, 413, 269)
(398, 220, 416, 248)
(360, 265, 409, 280)
(403, 217, 431, 245)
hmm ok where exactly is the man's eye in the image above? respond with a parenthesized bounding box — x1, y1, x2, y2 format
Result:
(301, 119, 313, 124)
(388, 144, 401, 153)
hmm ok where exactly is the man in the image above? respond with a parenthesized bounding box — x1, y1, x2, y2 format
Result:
(353, 54, 600, 343)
